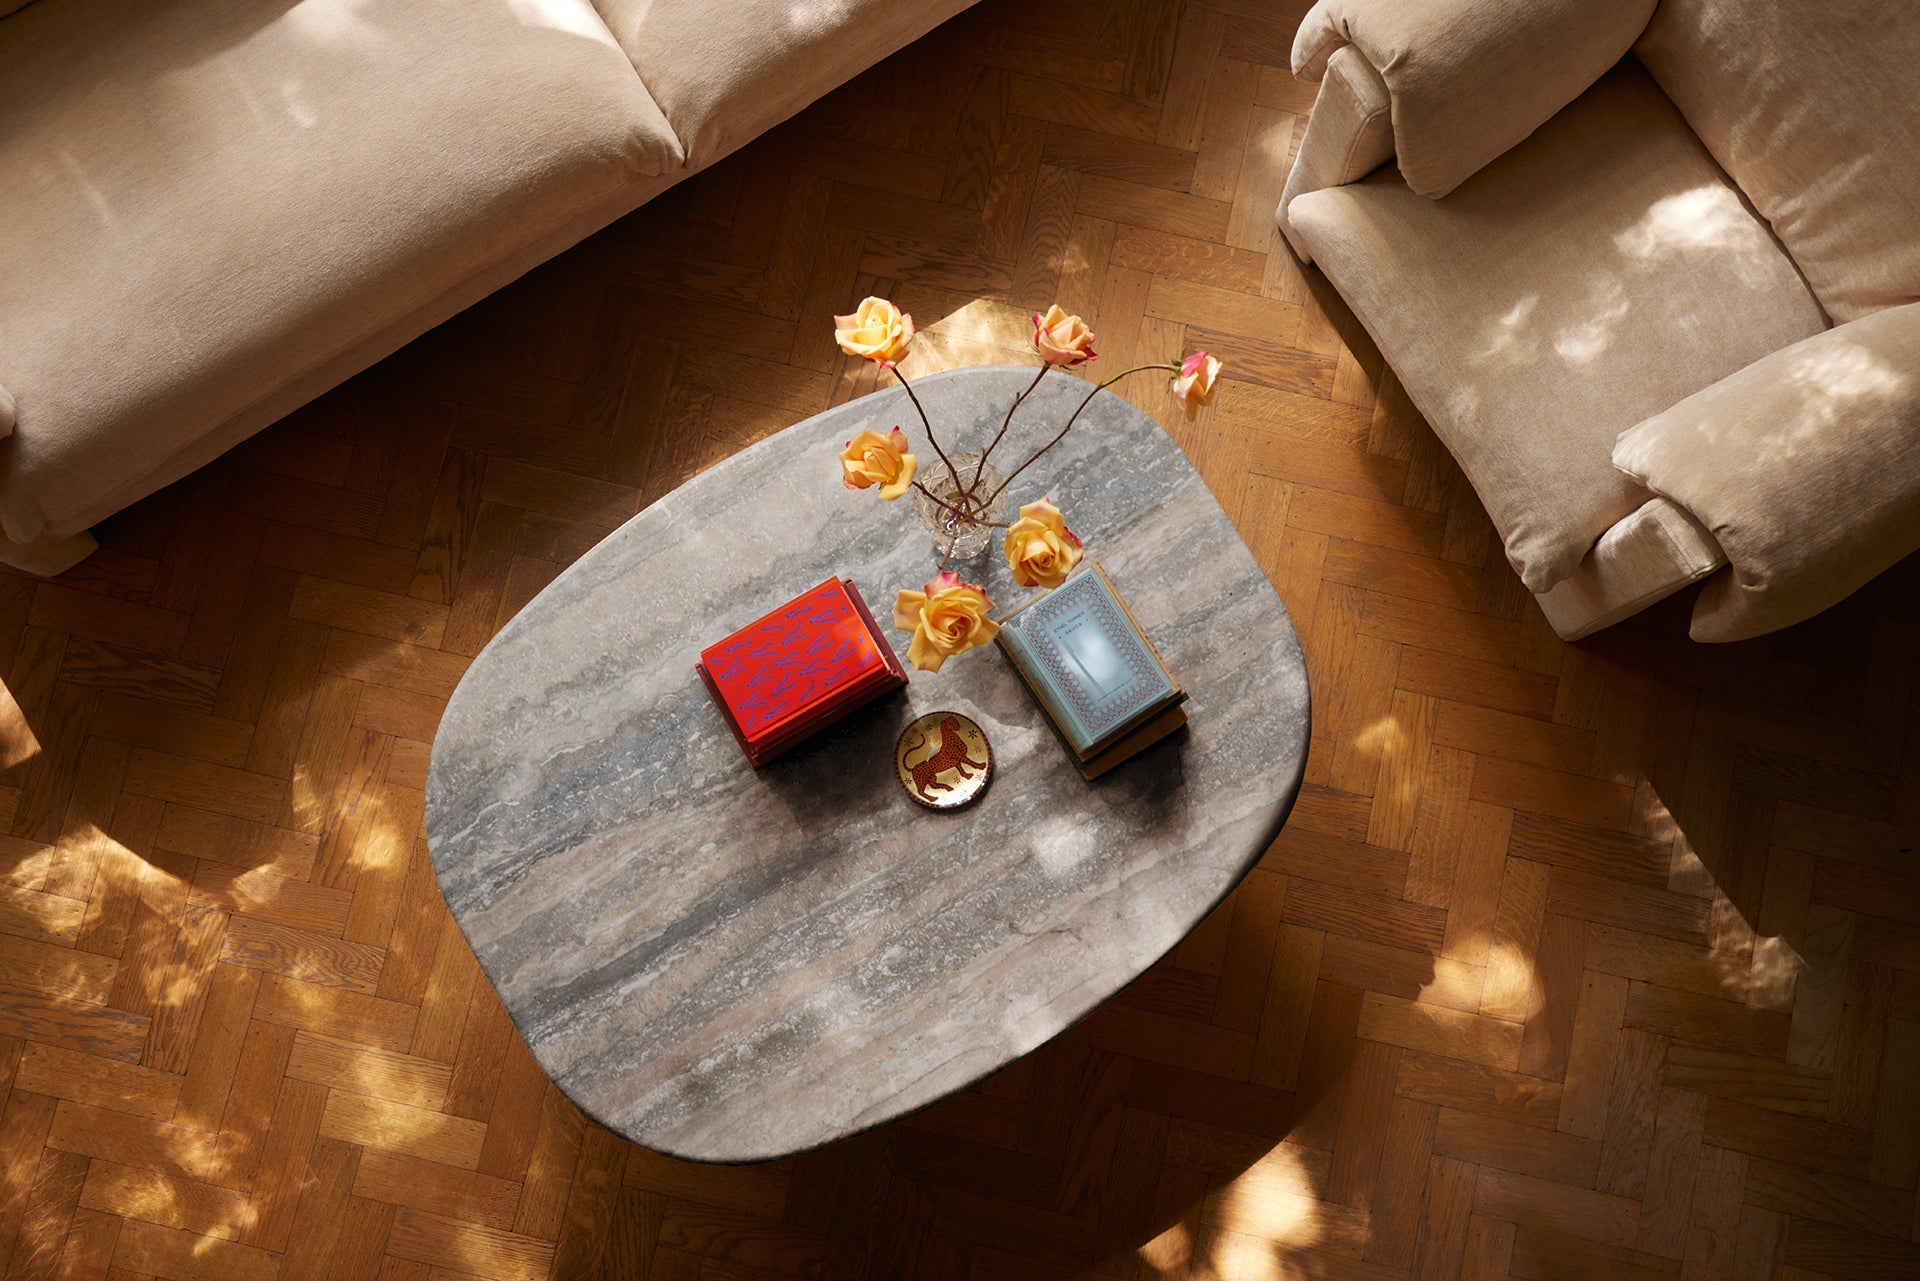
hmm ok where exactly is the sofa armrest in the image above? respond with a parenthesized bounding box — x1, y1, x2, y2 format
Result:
(1278, 45, 1392, 264)
(1613, 303, 1920, 642)
(0, 383, 13, 439)
(1291, 0, 1655, 198)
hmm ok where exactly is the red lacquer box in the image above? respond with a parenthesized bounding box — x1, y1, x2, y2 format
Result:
(697, 578, 908, 767)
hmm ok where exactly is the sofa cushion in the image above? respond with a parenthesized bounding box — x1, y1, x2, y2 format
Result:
(0, 0, 681, 551)
(588, 0, 976, 168)
(1635, 0, 1920, 323)
(1279, 44, 1394, 263)
(1291, 0, 1655, 200)
(1287, 63, 1829, 594)
(1614, 303, 1920, 642)
(1535, 498, 1725, 642)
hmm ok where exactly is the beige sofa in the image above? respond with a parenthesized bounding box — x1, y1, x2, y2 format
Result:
(1277, 0, 1920, 641)
(0, 0, 974, 575)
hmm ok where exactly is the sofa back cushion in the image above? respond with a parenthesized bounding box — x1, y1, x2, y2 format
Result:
(588, 0, 976, 169)
(1634, 0, 1920, 322)
(1291, 0, 1655, 200)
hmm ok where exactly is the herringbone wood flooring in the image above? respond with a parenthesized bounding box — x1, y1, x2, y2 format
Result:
(4, 1, 1919, 1277)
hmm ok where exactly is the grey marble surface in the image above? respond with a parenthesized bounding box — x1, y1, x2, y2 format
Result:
(425, 367, 1310, 1162)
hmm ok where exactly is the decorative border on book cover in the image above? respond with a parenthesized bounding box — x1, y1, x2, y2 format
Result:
(1022, 573, 1164, 740)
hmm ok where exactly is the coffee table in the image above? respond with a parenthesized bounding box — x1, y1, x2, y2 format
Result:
(425, 366, 1309, 1162)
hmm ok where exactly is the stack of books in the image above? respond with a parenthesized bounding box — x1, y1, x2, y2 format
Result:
(697, 578, 908, 767)
(996, 564, 1187, 779)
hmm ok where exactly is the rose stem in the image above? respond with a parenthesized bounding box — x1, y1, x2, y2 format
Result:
(889, 364, 964, 493)
(971, 363, 1051, 492)
(911, 481, 1010, 529)
(983, 363, 1176, 505)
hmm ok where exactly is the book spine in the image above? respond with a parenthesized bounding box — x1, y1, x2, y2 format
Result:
(1078, 704, 1188, 780)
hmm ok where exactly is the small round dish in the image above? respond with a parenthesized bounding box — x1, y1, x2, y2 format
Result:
(894, 711, 993, 810)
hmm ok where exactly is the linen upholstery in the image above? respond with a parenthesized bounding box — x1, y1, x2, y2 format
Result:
(588, 0, 977, 167)
(0, 528, 98, 577)
(1290, 0, 1654, 199)
(0, 168, 679, 580)
(1536, 498, 1725, 641)
(1634, 0, 1920, 323)
(1287, 64, 1828, 595)
(1613, 304, 1920, 642)
(1279, 45, 1393, 265)
(0, 0, 681, 560)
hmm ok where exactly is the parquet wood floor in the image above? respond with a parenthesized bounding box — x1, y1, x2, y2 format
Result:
(4, 1, 1918, 1277)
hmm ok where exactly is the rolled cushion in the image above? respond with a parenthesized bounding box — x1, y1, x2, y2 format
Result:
(1635, 0, 1920, 323)
(588, 0, 977, 169)
(1291, 0, 1654, 199)
(1278, 45, 1393, 263)
(1613, 303, 1920, 642)
(1288, 64, 1828, 594)
(0, 0, 681, 553)
(1535, 498, 1725, 642)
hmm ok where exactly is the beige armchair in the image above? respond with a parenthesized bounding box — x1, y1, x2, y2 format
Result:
(1277, 0, 1920, 641)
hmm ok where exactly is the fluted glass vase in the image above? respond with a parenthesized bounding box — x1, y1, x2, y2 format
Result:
(913, 452, 1006, 560)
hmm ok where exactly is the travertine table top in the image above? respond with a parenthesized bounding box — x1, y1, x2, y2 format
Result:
(425, 367, 1310, 1162)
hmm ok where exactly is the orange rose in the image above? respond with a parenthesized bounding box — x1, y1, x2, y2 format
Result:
(1032, 305, 1098, 366)
(1002, 498, 1084, 589)
(1170, 351, 1221, 419)
(893, 572, 999, 672)
(840, 427, 918, 500)
(834, 297, 915, 365)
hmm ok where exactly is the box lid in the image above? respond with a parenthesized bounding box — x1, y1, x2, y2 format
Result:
(699, 578, 896, 746)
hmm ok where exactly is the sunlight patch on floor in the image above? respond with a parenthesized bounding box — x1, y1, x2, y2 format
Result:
(1208, 1144, 1321, 1244)
(1138, 1219, 1191, 1276)
(285, 763, 326, 835)
(1477, 935, 1540, 1022)
(0, 679, 39, 771)
(916, 298, 1037, 369)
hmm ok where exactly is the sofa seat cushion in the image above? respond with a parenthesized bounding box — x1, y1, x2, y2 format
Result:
(1634, 0, 1920, 323)
(1287, 62, 1829, 594)
(0, 0, 680, 550)
(588, 0, 976, 168)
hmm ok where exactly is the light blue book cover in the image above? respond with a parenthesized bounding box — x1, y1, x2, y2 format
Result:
(997, 565, 1181, 757)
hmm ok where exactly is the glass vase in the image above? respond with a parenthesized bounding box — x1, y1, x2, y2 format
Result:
(914, 451, 1006, 560)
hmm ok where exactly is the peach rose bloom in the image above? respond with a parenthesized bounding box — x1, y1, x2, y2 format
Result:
(1170, 351, 1221, 420)
(1032, 304, 1098, 366)
(834, 297, 915, 365)
(893, 572, 1000, 672)
(840, 427, 918, 500)
(1002, 498, 1084, 589)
